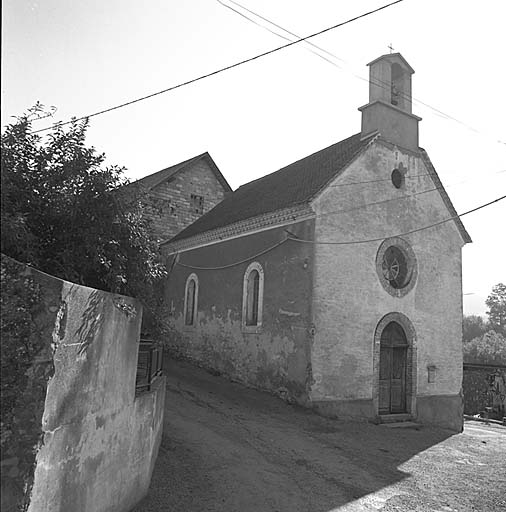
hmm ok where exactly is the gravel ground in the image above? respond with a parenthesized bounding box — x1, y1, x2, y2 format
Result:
(132, 357, 506, 512)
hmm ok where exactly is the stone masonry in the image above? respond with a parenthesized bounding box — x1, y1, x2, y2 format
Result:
(141, 158, 230, 243)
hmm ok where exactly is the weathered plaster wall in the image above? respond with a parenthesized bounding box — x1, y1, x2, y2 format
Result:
(310, 140, 465, 430)
(142, 159, 229, 242)
(17, 270, 165, 512)
(164, 220, 314, 402)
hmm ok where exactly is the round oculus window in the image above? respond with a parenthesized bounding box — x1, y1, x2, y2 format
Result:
(381, 246, 409, 289)
(376, 238, 417, 297)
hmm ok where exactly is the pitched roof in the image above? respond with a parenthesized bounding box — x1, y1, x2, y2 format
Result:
(127, 152, 232, 193)
(367, 52, 415, 74)
(168, 132, 376, 244)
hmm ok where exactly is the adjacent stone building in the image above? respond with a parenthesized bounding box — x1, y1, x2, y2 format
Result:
(127, 152, 232, 243)
(161, 53, 471, 431)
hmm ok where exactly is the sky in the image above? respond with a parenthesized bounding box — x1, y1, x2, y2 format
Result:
(2, 0, 505, 316)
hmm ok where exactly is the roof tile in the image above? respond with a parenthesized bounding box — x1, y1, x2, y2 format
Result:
(170, 132, 375, 243)
(127, 152, 232, 193)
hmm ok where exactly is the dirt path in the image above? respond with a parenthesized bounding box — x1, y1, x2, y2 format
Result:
(133, 358, 506, 512)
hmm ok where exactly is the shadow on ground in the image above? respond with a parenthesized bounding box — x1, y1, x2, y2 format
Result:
(132, 357, 505, 512)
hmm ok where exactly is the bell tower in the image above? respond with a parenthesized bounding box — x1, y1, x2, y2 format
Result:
(358, 53, 422, 151)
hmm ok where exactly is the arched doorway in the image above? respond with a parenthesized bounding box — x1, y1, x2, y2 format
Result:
(379, 321, 408, 414)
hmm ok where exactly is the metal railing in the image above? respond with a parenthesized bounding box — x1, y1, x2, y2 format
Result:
(135, 339, 163, 392)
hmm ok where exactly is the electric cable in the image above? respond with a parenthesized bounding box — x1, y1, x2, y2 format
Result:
(330, 170, 506, 188)
(175, 238, 288, 270)
(168, 168, 504, 250)
(218, 0, 506, 147)
(30, 0, 404, 135)
(286, 194, 505, 245)
(317, 183, 468, 221)
(174, 194, 505, 270)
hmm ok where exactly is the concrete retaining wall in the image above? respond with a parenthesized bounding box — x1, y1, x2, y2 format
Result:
(1, 257, 165, 512)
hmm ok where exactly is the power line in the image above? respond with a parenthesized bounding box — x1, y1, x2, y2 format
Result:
(176, 238, 288, 270)
(175, 194, 505, 270)
(219, 0, 506, 147)
(330, 170, 506, 188)
(218, 0, 347, 66)
(176, 173, 505, 264)
(287, 194, 505, 246)
(176, 169, 504, 260)
(30, 0, 404, 135)
(319, 183, 462, 221)
(327, 168, 506, 197)
(278, 165, 506, 221)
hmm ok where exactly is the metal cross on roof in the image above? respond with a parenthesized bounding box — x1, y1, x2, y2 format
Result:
(388, 43, 394, 54)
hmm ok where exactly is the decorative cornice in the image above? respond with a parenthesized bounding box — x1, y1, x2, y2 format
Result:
(358, 99, 422, 121)
(373, 136, 423, 158)
(163, 204, 315, 254)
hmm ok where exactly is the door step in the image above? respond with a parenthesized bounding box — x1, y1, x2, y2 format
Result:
(379, 421, 421, 429)
(379, 413, 412, 423)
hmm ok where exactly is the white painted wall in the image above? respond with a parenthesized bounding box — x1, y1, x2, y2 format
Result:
(310, 140, 465, 409)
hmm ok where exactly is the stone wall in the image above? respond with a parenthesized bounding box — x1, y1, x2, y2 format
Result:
(310, 140, 466, 431)
(463, 364, 506, 417)
(0, 256, 165, 512)
(163, 220, 314, 403)
(141, 158, 229, 243)
(1, 255, 59, 511)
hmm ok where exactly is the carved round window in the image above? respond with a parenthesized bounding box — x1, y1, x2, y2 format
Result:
(382, 246, 409, 288)
(376, 238, 417, 297)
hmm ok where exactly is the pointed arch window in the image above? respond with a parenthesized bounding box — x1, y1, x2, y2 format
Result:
(184, 273, 198, 326)
(242, 262, 264, 331)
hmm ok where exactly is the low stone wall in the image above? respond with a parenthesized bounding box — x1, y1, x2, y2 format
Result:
(1, 256, 165, 512)
(1, 255, 59, 511)
(463, 363, 506, 418)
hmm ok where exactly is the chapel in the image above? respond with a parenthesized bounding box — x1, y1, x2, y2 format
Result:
(161, 53, 471, 431)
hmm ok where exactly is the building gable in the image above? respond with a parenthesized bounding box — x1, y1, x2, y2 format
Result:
(418, 149, 471, 243)
(309, 139, 467, 427)
(310, 138, 471, 246)
(130, 152, 231, 194)
(129, 153, 232, 243)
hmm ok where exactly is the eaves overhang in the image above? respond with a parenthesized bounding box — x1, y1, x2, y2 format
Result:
(161, 204, 315, 254)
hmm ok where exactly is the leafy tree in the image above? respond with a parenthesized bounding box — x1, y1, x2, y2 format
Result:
(462, 315, 488, 343)
(486, 283, 506, 333)
(463, 330, 506, 365)
(1, 104, 167, 334)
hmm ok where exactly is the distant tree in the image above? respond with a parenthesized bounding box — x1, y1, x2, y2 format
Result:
(486, 283, 506, 333)
(1, 104, 167, 334)
(462, 315, 488, 343)
(463, 330, 506, 365)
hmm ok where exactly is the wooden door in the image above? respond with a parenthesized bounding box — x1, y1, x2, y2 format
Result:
(379, 322, 407, 414)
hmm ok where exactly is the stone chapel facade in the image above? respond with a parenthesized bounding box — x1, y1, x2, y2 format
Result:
(161, 53, 471, 431)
